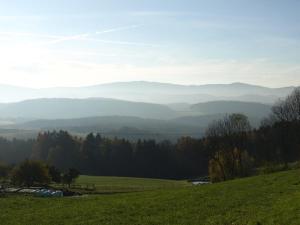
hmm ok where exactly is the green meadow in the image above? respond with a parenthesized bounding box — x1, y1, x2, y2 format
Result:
(1, 170, 300, 225)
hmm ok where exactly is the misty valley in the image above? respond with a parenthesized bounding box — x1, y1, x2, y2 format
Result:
(0, 82, 279, 141)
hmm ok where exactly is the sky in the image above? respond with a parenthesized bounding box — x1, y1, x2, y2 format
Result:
(0, 0, 299, 88)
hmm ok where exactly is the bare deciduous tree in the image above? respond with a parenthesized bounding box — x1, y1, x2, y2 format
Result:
(272, 88, 300, 122)
(206, 113, 251, 138)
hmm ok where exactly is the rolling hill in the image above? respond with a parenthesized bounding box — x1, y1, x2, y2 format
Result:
(0, 81, 295, 104)
(0, 99, 272, 140)
(1, 169, 300, 224)
(0, 98, 176, 120)
(191, 100, 272, 118)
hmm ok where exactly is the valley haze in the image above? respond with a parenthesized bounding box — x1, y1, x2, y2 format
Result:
(0, 81, 295, 104)
(0, 81, 294, 141)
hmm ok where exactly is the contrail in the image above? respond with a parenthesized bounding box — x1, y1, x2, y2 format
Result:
(0, 31, 61, 39)
(45, 25, 141, 45)
(1, 25, 161, 47)
(95, 25, 141, 34)
(80, 37, 162, 47)
(45, 33, 90, 45)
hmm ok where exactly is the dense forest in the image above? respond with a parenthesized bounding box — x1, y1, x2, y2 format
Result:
(0, 88, 300, 180)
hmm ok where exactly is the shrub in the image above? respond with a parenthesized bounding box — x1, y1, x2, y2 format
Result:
(11, 160, 50, 187)
(62, 168, 80, 187)
(0, 163, 10, 180)
(48, 165, 62, 183)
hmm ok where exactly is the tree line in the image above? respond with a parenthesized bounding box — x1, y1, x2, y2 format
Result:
(1, 88, 300, 182)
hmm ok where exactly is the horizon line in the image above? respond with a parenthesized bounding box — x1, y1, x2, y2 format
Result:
(0, 80, 296, 90)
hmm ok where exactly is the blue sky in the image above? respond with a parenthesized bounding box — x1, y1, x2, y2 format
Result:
(0, 0, 299, 87)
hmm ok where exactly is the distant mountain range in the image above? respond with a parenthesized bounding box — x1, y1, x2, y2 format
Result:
(0, 98, 176, 120)
(191, 101, 271, 118)
(0, 98, 271, 121)
(0, 81, 295, 104)
(0, 81, 290, 140)
(0, 98, 272, 140)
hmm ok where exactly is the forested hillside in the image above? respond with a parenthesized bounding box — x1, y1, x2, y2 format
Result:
(1, 88, 300, 180)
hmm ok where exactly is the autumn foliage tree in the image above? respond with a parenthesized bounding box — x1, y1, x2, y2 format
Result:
(206, 114, 253, 182)
(209, 148, 253, 182)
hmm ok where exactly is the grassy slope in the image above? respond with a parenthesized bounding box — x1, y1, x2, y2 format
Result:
(1, 170, 300, 225)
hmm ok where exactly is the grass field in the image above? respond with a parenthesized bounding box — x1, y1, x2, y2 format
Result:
(73, 175, 189, 193)
(1, 169, 300, 225)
